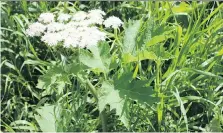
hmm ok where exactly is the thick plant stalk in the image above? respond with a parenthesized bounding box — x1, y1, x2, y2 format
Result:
(77, 47, 107, 131)
(155, 59, 163, 131)
(86, 79, 99, 102)
(100, 110, 107, 132)
(86, 79, 107, 132)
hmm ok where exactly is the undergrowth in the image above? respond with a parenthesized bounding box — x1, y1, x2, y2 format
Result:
(1, 1, 223, 132)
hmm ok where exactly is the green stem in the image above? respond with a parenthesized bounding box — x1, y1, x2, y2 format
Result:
(114, 28, 123, 46)
(77, 48, 107, 131)
(86, 79, 98, 101)
(85, 79, 107, 131)
(100, 110, 107, 131)
(110, 28, 120, 52)
(114, 28, 118, 38)
(156, 59, 163, 131)
(110, 38, 117, 52)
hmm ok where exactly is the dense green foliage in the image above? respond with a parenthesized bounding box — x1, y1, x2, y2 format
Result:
(1, 1, 223, 132)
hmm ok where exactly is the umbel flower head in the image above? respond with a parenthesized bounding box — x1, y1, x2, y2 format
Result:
(72, 11, 88, 22)
(57, 13, 71, 22)
(38, 13, 54, 24)
(26, 22, 46, 37)
(26, 9, 123, 48)
(46, 22, 65, 33)
(87, 9, 106, 25)
(104, 16, 123, 29)
(41, 32, 63, 46)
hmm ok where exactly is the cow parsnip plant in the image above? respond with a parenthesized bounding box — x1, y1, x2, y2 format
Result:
(1, 1, 223, 132)
(25, 8, 158, 130)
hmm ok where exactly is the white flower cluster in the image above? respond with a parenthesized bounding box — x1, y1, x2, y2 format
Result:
(57, 13, 71, 22)
(26, 10, 123, 48)
(26, 22, 46, 37)
(103, 16, 123, 29)
(38, 13, 54, 24)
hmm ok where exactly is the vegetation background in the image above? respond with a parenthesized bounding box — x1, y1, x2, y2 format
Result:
(1, 1, 223, 132)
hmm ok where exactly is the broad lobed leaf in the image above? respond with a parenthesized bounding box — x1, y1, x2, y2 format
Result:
(98, 71, 158, 127)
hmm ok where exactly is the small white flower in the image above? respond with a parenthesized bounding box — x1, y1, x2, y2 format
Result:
(79, 27, 106, 48)
(26, 22, 46, 37)
(41, 32, 63, 46)
(63, 37, 79, 48)
(87, 9, 105, 25)
(103, 16, 123, 28)
(59, 28, 81, 48)
(76, 20, 93, 27)
(87, 16, 104, 25)
(65, 21, 90, 28)
(38, 13, 54, 24)
(88, 9, 105, 16)
(72, 11, 88, 21)
(60, 27, 78, 38)
(64, 22, 78, 29)
(57, 13, 71, 22)
(46, 22, 65, 33)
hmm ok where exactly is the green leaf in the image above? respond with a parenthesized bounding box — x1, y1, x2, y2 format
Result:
(200, 3, 223, 27)
(138, 20, 174, 47)
(152, 25, 175, 37)
(114, 71, 158, 104)
(11, 126, 36, 131)
(123, 20, 141, 54)
(182, 68, 223, 79)
(122, 51, 157, 64)
(64, 62, 88, 74)
(138, 50, 157, 61)
(4, 61, 17, 71)
(98, 71, 158, 127)
(136, 18, 153, 49)
(109, 54, 120, 70)
(146, 35, 167, 47)
(148, 45, 175, 60)
(217, 47, 223, 56)
(98, 81, 129, 127)
(79, 42, 111, 73)
(36, 65, 70, 96)
(36, 61, 87, 96)
(20, 59, 51, 71)
(10, 120, 37, 131)
(34, 105, 58, 132)
(0, 48, 15, 53)
(172, 88, 189, 132)
(205, 115, 223, 132)
(119, 80, 157, 104)
(172, 2, 192, 13)
(122, 53, 137, 64)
